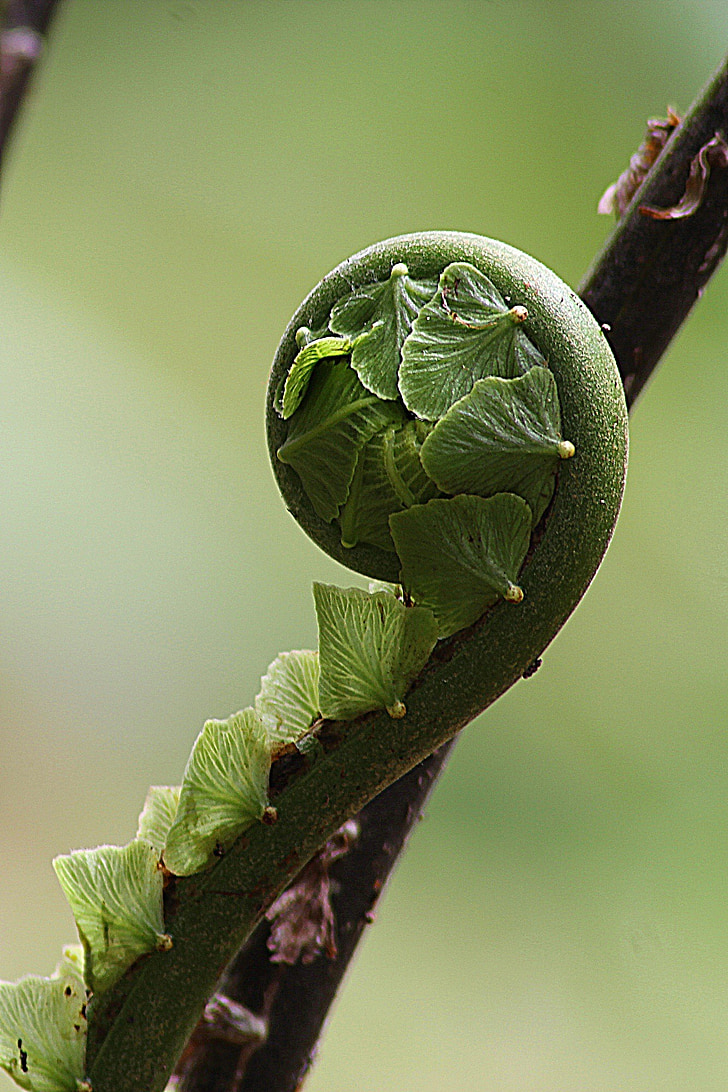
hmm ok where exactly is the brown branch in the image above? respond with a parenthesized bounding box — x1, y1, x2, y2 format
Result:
(173, 740, 456, 1092)
(580, 53, 728, 406)
(0, 0, 61, 172)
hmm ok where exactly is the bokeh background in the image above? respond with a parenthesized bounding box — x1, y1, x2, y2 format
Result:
(1, 2, 727, 1090)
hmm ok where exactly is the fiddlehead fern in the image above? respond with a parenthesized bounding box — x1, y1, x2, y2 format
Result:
(1, 231, 628, 1092)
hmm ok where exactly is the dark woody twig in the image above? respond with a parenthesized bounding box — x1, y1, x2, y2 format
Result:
(0, 0, 61, 173)
(580, 53, 728, 407)
(174, 740, 456, 1092)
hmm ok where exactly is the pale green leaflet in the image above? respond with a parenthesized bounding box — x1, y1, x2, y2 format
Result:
(338, 418, 439, 551)
(390, 493, 532, 638)
(398, 262, 546, 419)
(313, 583, 438, 719)
(419, 366, 574, 527)
(329, 262, 438, 400)
(163, 709, 272, 876)
(135, 785, 182, 853)
(254, 649, 321, 745)
(0, 964, 89, 1092)
(53, 841, 172, 996)
(277, 358, 405, 523)
(281, 336, 355, 419)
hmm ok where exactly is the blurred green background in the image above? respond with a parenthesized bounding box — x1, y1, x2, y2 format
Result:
(1, 2, 727, 1089)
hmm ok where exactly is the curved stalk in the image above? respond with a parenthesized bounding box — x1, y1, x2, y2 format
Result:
(170, 52, 728, 1092)
(175, 741, 456, 1092)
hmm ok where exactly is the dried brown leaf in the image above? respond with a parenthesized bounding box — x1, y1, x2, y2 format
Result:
(265, 820, 359, 965)
(168, 994, 268, 1089)
(640, 131, 728, 220)
(200, 995, 267, 1046)
(598, 108, 681, 218)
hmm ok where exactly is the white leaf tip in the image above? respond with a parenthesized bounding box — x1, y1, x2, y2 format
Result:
(558, 440, 576, 459)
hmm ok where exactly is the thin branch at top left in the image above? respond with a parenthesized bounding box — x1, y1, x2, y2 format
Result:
(0, 0, 61, 174)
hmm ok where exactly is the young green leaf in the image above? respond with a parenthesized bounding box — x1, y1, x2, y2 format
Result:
(53, 841, 171, 996)
(255, 649, 321, 747)
(163, 709, 271, 877)
(420, 366, 574, 526)
(338, 419, 440, 551)
(389, 493, 532, 638)
(135, 786, 182, 853)
(0, 967, 89, 1092)
(399, 262, 546, 419)
(329, 263, 438, 399)
(313, 583, 438, 720)
(281, 336, 355, 419)
(277, 359, 405, 523)
(273, 325, 329, 417)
